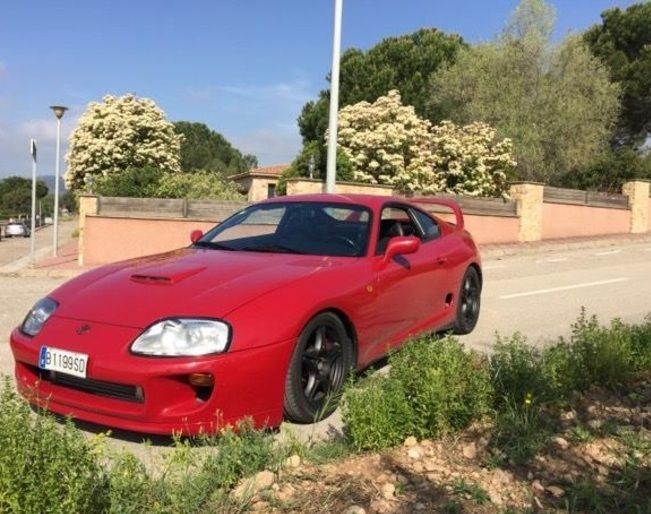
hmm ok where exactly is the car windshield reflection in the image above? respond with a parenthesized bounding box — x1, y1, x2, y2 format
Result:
(196, 202, 371, 257)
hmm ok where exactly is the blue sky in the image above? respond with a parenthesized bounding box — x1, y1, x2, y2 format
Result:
(0, 0, 638, 178)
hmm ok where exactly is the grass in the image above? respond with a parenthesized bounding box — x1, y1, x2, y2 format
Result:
(0, 310, 649, 513)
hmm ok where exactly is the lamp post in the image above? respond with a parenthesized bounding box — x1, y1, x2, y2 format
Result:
(325, 0, 343, 194)
(49, 105, 68, 257)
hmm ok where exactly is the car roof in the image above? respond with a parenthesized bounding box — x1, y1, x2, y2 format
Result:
(261, 193, 409, 210)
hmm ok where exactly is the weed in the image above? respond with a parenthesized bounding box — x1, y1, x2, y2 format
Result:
(450, 478, 489, 504)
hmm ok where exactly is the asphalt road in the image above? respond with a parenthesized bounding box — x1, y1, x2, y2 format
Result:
(0, 237, 649, 450)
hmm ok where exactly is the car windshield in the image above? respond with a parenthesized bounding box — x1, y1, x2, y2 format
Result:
(196, 202, 371, 257)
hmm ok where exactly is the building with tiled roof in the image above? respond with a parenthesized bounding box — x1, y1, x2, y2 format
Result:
(229, 164, 289, 201)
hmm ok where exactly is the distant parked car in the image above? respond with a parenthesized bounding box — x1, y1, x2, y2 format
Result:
(5, 222, 30, 238)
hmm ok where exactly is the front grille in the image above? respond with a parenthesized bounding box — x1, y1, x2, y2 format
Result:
(37, 369, 144, 403)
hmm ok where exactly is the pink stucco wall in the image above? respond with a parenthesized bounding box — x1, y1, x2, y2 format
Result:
(84, 212, 522, 265)
(84, 216, 216, 265)
(542, 203, 630, 240)
(464, 214, 520, 245)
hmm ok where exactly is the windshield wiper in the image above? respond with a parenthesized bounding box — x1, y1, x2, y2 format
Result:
(192, 241, 235, 251)
(240, 244, 305, 254)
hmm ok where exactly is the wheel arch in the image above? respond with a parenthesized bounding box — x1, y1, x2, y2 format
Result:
(469, 262, 483, 289)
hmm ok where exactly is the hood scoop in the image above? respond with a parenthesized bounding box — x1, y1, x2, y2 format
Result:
(130, 265, 206, 285)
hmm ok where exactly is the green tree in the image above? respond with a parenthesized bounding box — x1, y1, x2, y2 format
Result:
(0, 177, 48, 217)
(585, 2, 651, 146)
(554, 147, 651, 192)
(173, 122, 257, 174)
(431, 0, 620, 183)
(297, 28, 465, 175)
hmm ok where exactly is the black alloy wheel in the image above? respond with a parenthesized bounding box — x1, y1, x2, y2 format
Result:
(284, 312, 354, 423)
(453, 267, 481, 335)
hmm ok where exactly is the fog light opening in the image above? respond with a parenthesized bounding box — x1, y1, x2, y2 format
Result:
(445, 293, 454, 306)
(188, 373, 214, 387)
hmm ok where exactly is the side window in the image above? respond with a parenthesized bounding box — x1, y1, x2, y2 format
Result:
(376, 206, 419, 254)
(411, 209, 440, 241)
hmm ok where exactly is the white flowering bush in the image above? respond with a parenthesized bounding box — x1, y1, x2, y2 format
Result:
(66, 94, 182, 191)
(432, 121, 516, 197)
(337, 90, 438, 193)
(336, 90, 516, 197)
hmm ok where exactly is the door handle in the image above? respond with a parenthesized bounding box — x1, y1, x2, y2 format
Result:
(436, 256, 448, 265)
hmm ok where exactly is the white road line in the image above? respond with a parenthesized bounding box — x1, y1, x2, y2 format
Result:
(595, 249, 622, 256)
(483, 264, 506, 270)
(535, 257, 568, 263)
(499, 277, 629, 300)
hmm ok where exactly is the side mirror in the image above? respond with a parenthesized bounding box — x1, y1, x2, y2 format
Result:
(384, 236, 420, 263)
(190, 230, 204, 244)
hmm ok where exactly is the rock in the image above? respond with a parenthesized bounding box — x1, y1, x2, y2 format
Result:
(344, 506, 366, 514)
(488, 490, 503, 506)
(250, 501, 269, 512)
(381, 482, 396, 500)
(407, 447, 423, 460)
(527, 471, 534, 480)
(561, 410, 577, 421)
(588, 419, 603, 430)
(276, 483, 295, 502)
(531, 480, 545, 493)
(412, 461, 424, 473)
(423, 459, 439, 472)
(547, 485, 565, 498)
(232, 470, 275, 500)
(462, 442, 477, 460)
(284, 454, 301, 468)
(492, 469, 514, 485)
(553, 436, 570, 450)
(395, 474, 409, 485)
(370, 499, 392, 513)
(414, 502, 426, 511)
(403, 436, 418, 447)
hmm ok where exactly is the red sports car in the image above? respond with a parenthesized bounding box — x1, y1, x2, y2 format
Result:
(10, 194, 481, 435)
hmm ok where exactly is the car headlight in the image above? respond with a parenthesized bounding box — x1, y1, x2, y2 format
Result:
(131, 319, 231, 357)
(21, 297, 58, 337)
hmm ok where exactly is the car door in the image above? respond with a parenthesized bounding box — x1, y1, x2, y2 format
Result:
(366, 204, 449, 358)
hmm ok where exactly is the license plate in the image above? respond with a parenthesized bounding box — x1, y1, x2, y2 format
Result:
(38, 346, 88, 378)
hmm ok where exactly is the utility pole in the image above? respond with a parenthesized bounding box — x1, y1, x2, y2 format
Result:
(325, 0, 343, 194)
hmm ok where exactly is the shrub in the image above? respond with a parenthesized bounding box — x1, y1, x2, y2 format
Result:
(0, 380, 107, 514)
(66, 94, 182, 192)
(341, 374, 414, 452)
(342, 335, 492, 450)
(94, 167, 243, 201)
(565, 311, 635, 390)
(93, 166, 163, 197)
(490, 333, 548, 406)
(390, 336, 493, 437)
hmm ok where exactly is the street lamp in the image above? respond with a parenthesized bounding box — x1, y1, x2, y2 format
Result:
(49, 105, 68, 257)
(325, 0, 343, 194)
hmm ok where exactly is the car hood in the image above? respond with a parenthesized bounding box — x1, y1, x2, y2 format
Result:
(52, 248, 340, 328)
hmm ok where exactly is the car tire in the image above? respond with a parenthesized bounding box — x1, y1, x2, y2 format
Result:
(453, 266, 481, 335)
(283, 312, 354, 423)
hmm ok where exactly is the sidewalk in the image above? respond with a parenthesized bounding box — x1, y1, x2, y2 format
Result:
(480, 232, 651, 258)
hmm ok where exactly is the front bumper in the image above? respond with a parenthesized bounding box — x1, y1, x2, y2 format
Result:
(10, 317, 294, 435)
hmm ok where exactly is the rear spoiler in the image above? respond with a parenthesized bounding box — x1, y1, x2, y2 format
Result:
(409, 197, 464, 231)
